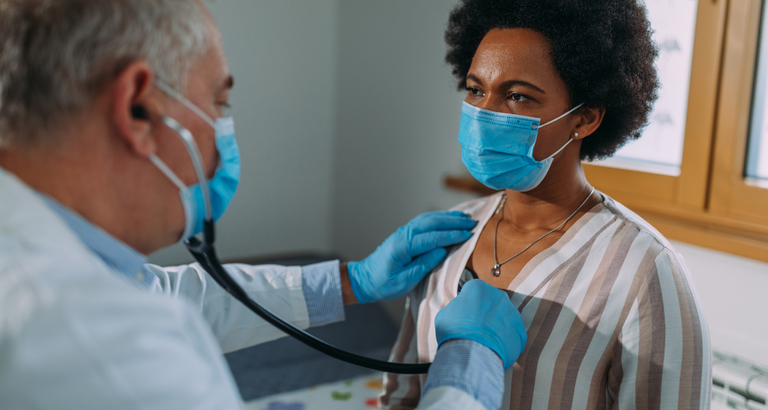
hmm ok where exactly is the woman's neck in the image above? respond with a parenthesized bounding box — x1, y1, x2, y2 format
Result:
(501, 161, 594, 231)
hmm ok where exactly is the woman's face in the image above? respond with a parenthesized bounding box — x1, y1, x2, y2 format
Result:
(465, 28, 578, 161)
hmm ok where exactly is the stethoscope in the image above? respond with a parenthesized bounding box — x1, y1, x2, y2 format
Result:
(162, 116, 431, 374)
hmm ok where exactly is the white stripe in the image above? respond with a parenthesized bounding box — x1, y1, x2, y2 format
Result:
(425, 194, 503, 360)
(618, 299, 641, 408)
(383, 301, 422, 407)
(570, 231, 655, 409)
(676, 255, 712, 409)
(656, 251, 684, 408)
(530, 219, 621, 409)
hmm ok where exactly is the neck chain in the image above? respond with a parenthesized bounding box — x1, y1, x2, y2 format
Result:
(491, 187, 595, 277)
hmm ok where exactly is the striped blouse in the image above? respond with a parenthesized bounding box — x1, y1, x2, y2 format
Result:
(380, 192, 711, 410)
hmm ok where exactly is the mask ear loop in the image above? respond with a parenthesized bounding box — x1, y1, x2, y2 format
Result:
(159, 116, 213, 222)
(533, 102, 585, 160)
(155, 80, 216, 128)
(533, 102, 585, 130)
(153, 79, 217, 222)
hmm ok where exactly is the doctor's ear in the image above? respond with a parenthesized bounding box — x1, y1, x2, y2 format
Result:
(571, 105, 606, 141)
(111, 61, 161, 158)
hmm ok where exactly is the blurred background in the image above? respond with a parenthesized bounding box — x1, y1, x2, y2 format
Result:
(147, 1, 768, 407)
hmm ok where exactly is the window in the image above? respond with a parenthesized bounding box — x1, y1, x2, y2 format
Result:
(746, 0, 768, 183)
(583, 0, 768, 261)
(598, 0, 698, 177)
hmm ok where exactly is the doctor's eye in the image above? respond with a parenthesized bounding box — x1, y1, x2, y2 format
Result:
(509, 93, 529, 102)
(218, 101, 232, 109)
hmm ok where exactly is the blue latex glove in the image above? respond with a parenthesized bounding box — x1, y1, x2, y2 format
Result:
(347, 210, 477, 304)
(434, 280, 527, 369)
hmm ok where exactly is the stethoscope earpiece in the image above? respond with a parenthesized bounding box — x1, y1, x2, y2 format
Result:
(131, 105, 150, 120)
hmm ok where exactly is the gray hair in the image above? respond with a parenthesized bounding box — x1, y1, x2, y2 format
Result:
(0, 0, 211, 145)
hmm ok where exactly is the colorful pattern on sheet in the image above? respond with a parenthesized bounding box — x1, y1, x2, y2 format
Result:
(245, 373, 383, 410)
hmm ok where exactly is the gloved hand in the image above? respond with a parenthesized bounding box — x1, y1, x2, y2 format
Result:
(347, 211, 477, 304)
(434, 280, 527, 369)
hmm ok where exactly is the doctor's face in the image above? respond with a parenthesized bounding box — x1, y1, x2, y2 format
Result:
(153, 4, 233, 241)
(155, 26, 233, 186)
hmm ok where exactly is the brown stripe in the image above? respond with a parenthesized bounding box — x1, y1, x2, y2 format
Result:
(595, 376, 608, 410)
(547, 222, 625, 409)
(672, 252, 694, 410)
(516, 249, 589, 410)
(670, 252, 705, 409)
(509, 212, 619, 409)
(507, 270, 573, 409)
(644, 265, 666, 410)
(609, 330, 625, 392)
(635, 269, 654, 409)
(555, 225, 641, 410)
(598, 237, 664, 409)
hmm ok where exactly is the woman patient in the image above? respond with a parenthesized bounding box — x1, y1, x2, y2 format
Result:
(380, 0, 710, 409)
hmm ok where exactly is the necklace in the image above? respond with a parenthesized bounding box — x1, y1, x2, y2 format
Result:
(491, 187, 595, 277)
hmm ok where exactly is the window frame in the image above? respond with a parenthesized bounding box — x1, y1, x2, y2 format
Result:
(582, 0, 768, 262)
(582, 0, 728, 211)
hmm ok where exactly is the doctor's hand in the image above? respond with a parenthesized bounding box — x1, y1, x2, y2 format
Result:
(435, 280, 527, 369)
(346, 211, 477, 304)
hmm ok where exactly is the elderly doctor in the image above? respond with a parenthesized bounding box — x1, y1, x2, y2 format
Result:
(0, 1, 526, 409)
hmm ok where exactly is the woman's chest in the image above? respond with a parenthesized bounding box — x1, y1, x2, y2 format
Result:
(418, 246, 628, 372)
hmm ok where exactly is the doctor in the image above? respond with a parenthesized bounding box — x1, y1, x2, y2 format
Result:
(0, 1, 526, 409)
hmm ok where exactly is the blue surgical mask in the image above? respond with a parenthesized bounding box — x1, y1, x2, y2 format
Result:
(149, 81, 241, 240)
(458, 101, 584, 192)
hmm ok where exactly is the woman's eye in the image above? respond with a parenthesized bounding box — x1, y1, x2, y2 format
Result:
(466, 87, 483, 96)
(218, 101, 231, 109)
(510, 93, 529, 102)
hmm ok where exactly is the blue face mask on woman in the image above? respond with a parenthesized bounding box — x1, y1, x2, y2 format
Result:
(149, 81, 241, 240)
(458, 101, 584, 192)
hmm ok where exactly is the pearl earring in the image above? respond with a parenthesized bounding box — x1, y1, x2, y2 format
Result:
(574, 132, 579, 138)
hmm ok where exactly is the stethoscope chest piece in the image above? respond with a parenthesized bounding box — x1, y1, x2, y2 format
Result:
(457, 268, 477, 294)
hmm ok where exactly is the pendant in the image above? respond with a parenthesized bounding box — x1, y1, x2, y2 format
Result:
(491, 263, 501, 277)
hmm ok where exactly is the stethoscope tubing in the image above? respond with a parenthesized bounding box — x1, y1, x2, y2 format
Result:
(186, 221, 431, 374)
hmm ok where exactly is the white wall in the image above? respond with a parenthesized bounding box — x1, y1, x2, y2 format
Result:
(331, 0, 476, 261)
(149, 0, 340, 266)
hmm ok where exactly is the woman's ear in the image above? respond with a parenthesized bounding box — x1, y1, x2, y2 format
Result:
(110, 61, 162, 158)
(572, 106, 606, 141)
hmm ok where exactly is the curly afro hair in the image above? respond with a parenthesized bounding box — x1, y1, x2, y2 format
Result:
(445, 0, 659, 160)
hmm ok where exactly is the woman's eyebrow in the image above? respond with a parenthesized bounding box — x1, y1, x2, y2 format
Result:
(466, 74, 546, 94)
(500, 79, 546, 94)
(466, 73, 483, 85)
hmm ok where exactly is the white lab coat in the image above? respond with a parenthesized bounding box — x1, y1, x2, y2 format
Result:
(0, 168, 487, 410)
